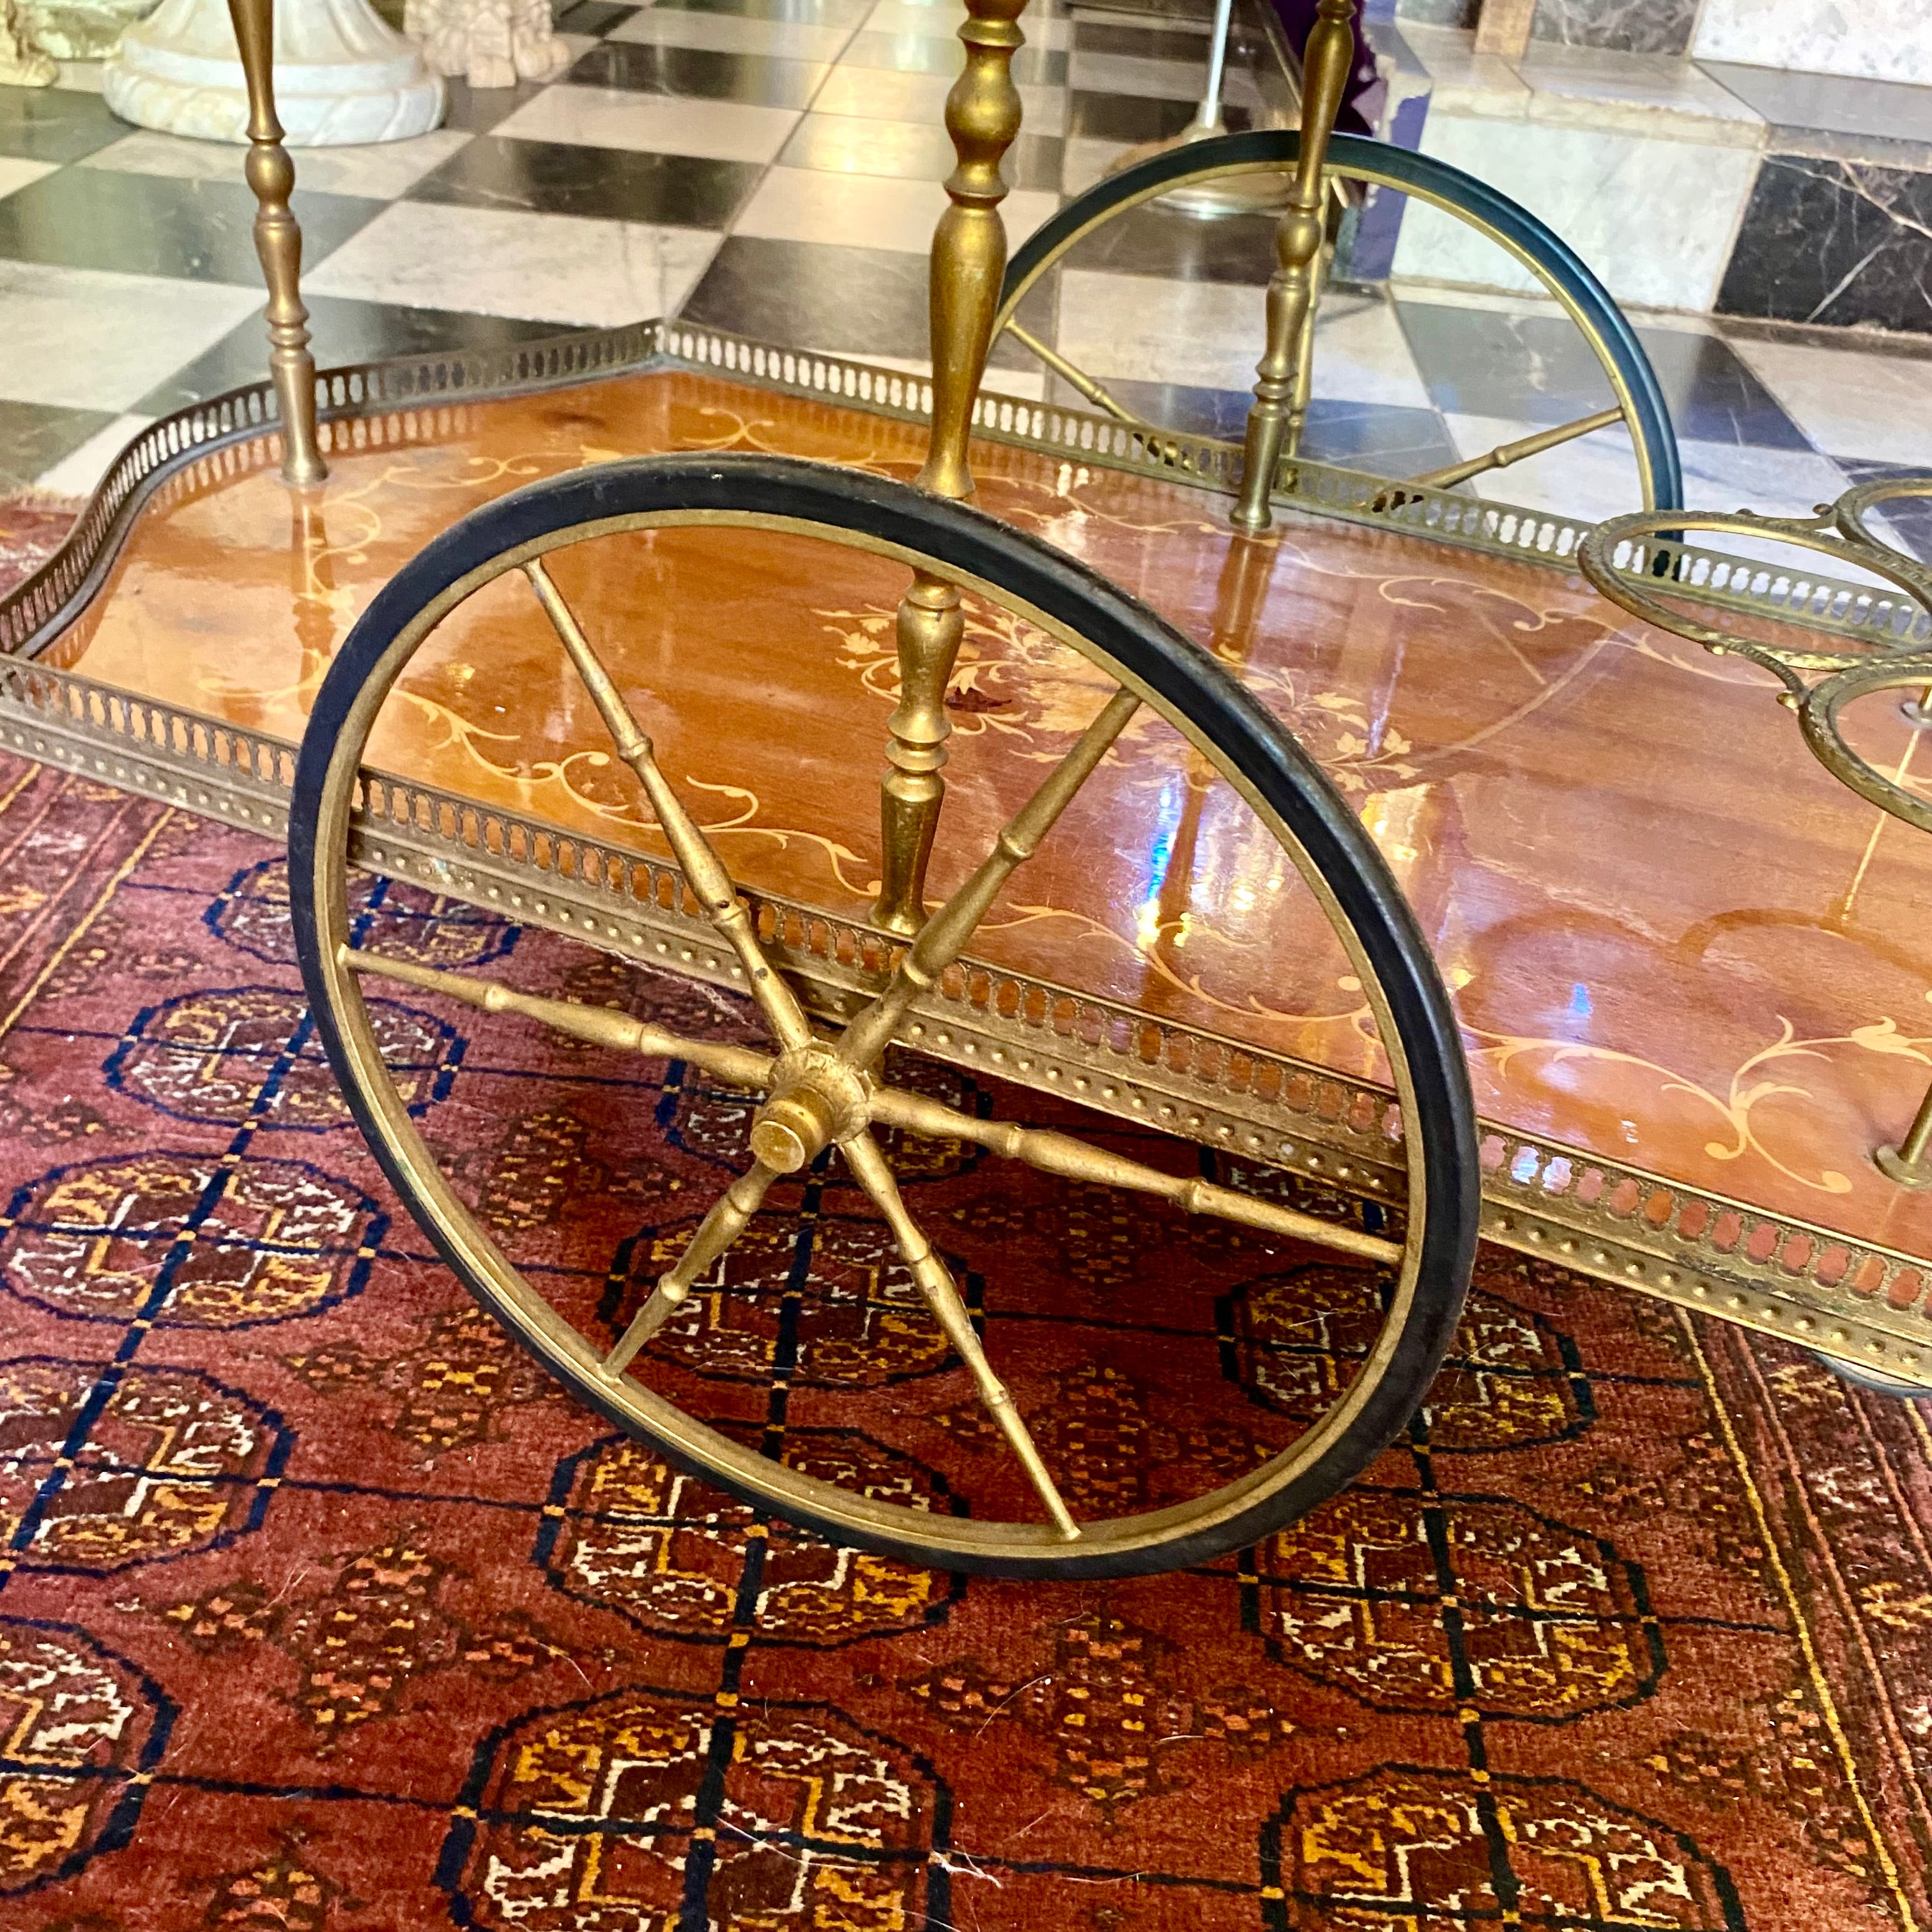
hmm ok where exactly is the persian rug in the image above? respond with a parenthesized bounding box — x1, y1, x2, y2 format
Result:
(0, 491, 78, 602)
(1, 751, 1931, 1932)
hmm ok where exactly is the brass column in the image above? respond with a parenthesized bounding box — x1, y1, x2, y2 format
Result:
(873, 0, 1029, 935)
(1230, 0, 1354, 533)
(227, 0, 326, 488)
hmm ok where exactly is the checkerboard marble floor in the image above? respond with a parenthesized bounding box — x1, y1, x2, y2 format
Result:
(2, 0, 1929, 558)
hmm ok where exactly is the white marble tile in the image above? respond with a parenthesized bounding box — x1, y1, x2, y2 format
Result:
(34, 413, 153, 497)
(1055, 269, 1266, 391)
(307, 203, 719, 326)
(494, 84, 800, 164)
(1067, 50, 1204, 102)
(0, 262, 259, 412)
(1052, 272, 1430, 404)
(1392, 23, 1529, 116)
(1726, 336, 1932, 468)
(553, 31, 602, 65)
(816, 349, 1045, 400)
(733, 165, 1057, 253)
(1696, 60, 1932, 144)
(607, 8, 856, 62)
(1062, 134, 1130, 195)
(53, 59, 103, 91)
(0, 157, 56, 201)
(80, 126, 475, 199)
(1694, 0, 1932, 86)
(1514, 45, 1766, 146)
(1393, 111, 1758, 311)
(811, 64, 1068, 134)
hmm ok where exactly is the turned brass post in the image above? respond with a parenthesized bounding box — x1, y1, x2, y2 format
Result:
(873, 0, 1029, 936)
(227, 0, 325, 488)
(1230, 0, 1354, 533)
(1877, 1079, 1932, 1190)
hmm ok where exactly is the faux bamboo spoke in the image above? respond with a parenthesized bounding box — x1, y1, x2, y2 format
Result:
(870, 1084, 1403, 1267)
(524, 558, 813, 1054)
(341, 947, 776, 1091)
(843, 684, 1141, 1073)
(604, 1160, 780, 1375)
(1408, 406, 1624, 493)
(841, 1130, 1079, 1539)
(1004, 323, 1140, 425)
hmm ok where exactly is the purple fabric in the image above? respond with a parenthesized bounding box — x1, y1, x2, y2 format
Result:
(1268, 0, 1379, 135)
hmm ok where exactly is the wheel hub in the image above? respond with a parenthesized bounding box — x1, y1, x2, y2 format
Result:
(749, 1047, 871, 1172)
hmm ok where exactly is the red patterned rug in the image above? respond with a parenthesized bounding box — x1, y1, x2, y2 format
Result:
(1, 767, 1931, 1929)
(0, 490, 79, 603)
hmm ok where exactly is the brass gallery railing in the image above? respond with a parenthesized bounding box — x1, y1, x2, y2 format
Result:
(4, 323, 1932, 1390)
(7, 318, 1929, 662)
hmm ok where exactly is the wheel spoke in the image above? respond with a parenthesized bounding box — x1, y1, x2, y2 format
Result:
(339, 946, 777, 1091)
(840, 686, 1142, 1073)
(841, 1130, 1079, 1540)
(603, 1159, 780, 1376)
(870, 1083, 1402, 1266)
(523, 558, 813, 1054)
(1406, 406, 1624, 493)
(1004, 322, 1142, 426)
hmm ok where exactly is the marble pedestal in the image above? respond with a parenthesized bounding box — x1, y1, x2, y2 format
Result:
(103, 0, 445, 146)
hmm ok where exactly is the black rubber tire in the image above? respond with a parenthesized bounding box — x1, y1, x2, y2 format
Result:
(290, 450, 1480, 1576)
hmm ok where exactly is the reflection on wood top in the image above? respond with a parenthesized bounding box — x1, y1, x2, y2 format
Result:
(42, 365, 1932, 1259)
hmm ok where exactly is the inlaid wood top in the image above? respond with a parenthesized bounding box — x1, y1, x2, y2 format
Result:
(44, 365, 1932, 1259)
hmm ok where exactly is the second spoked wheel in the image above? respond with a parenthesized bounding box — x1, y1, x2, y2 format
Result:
(997, 130, 1684, 513)
(291, 452, 1478, 1576)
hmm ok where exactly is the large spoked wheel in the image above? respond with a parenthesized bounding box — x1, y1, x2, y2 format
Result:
(997, 129, 1684, 512)
(290, 452, 1479, 1577)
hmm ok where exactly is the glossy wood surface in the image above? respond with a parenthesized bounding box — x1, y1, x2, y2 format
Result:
(43, 366, 1932, 1258)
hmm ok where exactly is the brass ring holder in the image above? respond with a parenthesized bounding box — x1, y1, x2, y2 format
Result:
(1580, 482, 1932, 1189)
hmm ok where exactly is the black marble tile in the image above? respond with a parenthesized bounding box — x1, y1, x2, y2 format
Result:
(410, 134, 762, 227)
(778, 112, 1064, 190)
(1064, 90, 1250, 142)
(1529, 0, 1698, 54)
(1717, 155, 1932, 337)
(0, 398, 116, 490)
(1835, 460, 1932, 564)
(1393, 0, 1476, 22)
(1070, 19, 1215, 61)
(0, 87, 126, 164)
(680, 234, 1052, 367)
(1050, 201, 1278, 284)
(834, 31, 1067, 85)
(438, 75, 551, 132)
(1394, 300, 1812, 448)
(567, 39, 828, 105)
(556, 0, 646, 32)
(652, 0, 871, 23)
(0, 169, 381, 284)
(135, 295, 568, 416)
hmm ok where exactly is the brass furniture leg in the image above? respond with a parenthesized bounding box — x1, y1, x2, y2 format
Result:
(227, 0, 326, 489)
(1230, 0, 1353, 534)
(873, 0, 1028, 936)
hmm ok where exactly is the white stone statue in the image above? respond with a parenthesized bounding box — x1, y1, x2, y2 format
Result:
(104, 0, 445, 146)
(0, 0, 57, 82)
(21, 0, 159, 61)
(405, 0, 570, 89)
